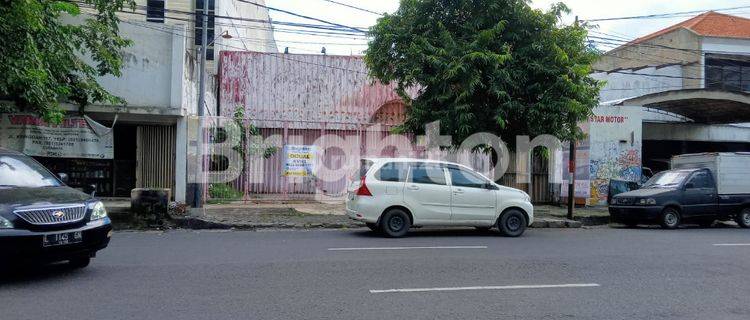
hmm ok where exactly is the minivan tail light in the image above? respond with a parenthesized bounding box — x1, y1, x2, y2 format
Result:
(356, 177, 372, 196)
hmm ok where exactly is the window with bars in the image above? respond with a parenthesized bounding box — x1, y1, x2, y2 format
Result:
(146, 0, 165, 23)
(705, 54, 750, 92)
(195, 0, 216, 60)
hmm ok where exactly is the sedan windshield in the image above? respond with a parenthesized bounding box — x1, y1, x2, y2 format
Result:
(0, 155, 62, 188)
(642, 170, 691, 188)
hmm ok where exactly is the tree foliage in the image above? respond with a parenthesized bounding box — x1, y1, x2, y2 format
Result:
(0, 0, 134, 123)
(365, 0, 602, 146)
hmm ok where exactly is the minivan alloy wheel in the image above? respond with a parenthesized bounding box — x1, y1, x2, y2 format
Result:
(389, 216, 404, 231)
(497, 209, 527, 237)
(381, 208, 411, 237)
(506, 215, 521, 231)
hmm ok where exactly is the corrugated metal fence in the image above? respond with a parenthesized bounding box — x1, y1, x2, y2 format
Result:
(195, 117, 551, 204)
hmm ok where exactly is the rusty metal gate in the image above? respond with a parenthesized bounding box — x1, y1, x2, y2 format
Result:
(193, 117, 552, 204)
(136, 125, 176, 198)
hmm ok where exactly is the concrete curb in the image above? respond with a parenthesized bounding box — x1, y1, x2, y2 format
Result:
(170, 215, 584, 230)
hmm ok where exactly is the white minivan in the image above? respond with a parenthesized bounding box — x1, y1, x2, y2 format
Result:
(346, 158, 534, 237)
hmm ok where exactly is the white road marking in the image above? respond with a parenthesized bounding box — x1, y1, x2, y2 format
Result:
(327, 245, 487, 251)
(370, 283, 601, 294)
(713, 243, 750, 246)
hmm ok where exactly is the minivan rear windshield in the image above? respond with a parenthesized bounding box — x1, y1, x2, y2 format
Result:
(0, 155, 62, 188)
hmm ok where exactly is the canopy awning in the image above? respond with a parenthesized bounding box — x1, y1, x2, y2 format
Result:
(616, 89, 750, 124)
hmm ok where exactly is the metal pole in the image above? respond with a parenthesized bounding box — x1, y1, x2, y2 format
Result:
(193, 4, 209, 208)
(567, 15, 579, 220)
(567, 140, 576, 220)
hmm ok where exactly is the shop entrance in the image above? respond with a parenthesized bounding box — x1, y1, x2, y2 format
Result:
(35, 124, 138, 197)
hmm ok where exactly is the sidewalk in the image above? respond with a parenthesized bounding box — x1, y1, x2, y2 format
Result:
(167, 202, 609, 230)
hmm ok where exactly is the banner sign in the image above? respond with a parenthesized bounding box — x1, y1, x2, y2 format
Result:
(282, 145, 316, 177)
(0, 114, 114, 159)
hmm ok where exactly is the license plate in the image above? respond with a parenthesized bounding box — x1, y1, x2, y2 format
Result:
(43, 231, 83, 247)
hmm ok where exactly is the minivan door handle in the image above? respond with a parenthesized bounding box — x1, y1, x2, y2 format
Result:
(453, 188, 464, 194)
(407, 185, 420, 191)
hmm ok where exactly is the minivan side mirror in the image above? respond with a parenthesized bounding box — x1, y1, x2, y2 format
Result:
(484, 182, 498, 190)
(684, 182, 695, 189)
(57, 172, 69, 184)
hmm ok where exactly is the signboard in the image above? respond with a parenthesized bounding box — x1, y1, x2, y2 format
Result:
(0, 114, 114, 159)
(282, 145, 316, 177)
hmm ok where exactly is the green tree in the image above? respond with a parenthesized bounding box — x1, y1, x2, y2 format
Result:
(365, 0, 601, 147)
(0, 0, 134, 123)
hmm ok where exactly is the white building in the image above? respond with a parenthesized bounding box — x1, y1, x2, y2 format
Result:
(571, 11, 750, 205)
(0, 1, 276, 204)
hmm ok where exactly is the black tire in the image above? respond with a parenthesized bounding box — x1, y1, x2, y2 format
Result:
(660, 207, 681, 229)
(736, 208, 750, 228)
(69, 256, 91, 269)
(497, 209, 527, 237)
(365, 222, 380, 232)
(380, 209, 411, 238)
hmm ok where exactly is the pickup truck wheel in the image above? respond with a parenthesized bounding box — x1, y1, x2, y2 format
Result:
(737, 208, 750, 228)
(381, 209, 410, 238)
(660, 207, 681, 229)
(497, 209, 527, 237)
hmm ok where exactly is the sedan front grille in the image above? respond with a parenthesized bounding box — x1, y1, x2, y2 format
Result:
(14, 205, 87, 225)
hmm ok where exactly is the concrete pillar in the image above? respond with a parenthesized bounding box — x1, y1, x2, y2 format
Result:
(175, 117, 188, 202)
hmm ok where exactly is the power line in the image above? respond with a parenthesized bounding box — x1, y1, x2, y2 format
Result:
(275, 39, 367, 46)
(582, 5, 750, 22)
(236, 0, 367, 33)
(72, 1, 368, 37)
(319, 0, 383, 16)
(119, 19, 368, 75)
(76, 3, 371, 42)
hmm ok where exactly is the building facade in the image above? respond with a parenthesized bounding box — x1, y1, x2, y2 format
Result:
(574, 11, 750, 205)
(0, 1, 276, 203)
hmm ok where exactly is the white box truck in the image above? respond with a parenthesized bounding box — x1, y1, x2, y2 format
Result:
(610, 152, 750, 229)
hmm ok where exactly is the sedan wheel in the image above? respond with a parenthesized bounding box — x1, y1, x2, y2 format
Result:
(660, 207, 681, 229)
(381, 209, 411, 238)
(497, 209, 527, 237)
(737, 208, 750, 229)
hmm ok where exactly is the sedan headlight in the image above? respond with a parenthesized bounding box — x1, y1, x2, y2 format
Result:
(0, 216, 13, 229)
(90, 201, 108, 220)
(636, 198, 657, 205)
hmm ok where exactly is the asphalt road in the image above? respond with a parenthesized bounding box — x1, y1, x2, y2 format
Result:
(2, 226, 750, 320)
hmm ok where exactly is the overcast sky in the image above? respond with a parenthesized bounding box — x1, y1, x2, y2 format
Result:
(265, 0, 750, 55)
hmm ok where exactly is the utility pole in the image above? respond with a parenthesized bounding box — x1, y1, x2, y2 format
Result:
(193, 2, 209, 208)
(567, 15, 580, 220)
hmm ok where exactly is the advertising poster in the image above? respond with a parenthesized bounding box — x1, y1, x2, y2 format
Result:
(0, 114, 113, 159)
(282, 145, 316, 177)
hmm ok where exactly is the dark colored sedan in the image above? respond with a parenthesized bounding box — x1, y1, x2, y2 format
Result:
(0, 148, 112, 268)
